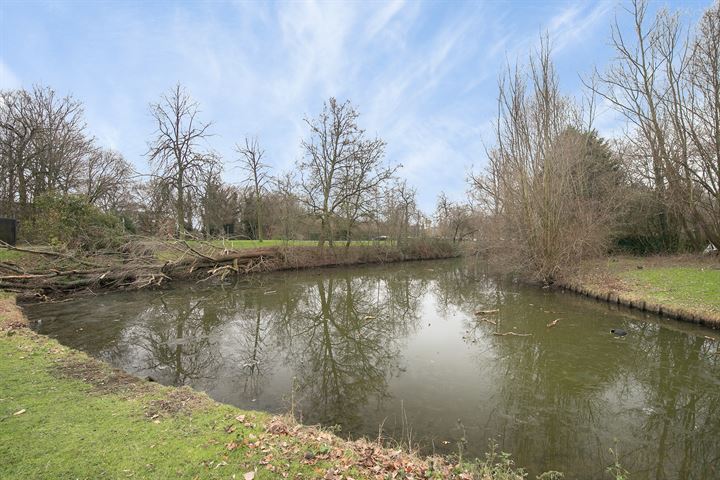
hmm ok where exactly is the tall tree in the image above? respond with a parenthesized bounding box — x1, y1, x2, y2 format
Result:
(83, 148, 134, 211)
(146, 84, 214, 236)
(0, 86, 93, 216)
(680, 2, 720, 247)
(298, 98, 395, 247)
(236, 137, 270, 242)
(385, 180, 418, 247)
(591, 0, 685, 249)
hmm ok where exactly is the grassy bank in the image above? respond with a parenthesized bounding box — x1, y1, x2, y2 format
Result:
(0, 294, 531, 480)
(557, 254, 720, 328)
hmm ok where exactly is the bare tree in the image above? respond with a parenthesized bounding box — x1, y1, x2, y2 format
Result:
(236, 137, 270, 242)
(0, 89, 42, 214)
(146, 84, 214, 236)
(385, 180, 418, 247)
(589, 0, 720, 250)
(680, 2, 720, 246)
(298, 98, 396, 247)
(0, 86, 93, 216)
(434, 192, 476, 244)
(590, 0, 689, 249)
(273, 171, 300, 242)
(472, 40, 622, 281)
(83, 148, 134, 211)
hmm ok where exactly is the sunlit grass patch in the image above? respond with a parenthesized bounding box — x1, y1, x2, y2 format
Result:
(620, 266, 720, 314)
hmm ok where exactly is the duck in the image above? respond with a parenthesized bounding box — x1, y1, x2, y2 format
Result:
(611, 329, 627, 337)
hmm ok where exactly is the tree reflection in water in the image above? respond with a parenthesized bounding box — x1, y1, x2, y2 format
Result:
(130, 295, 221, 385)
(285, 273, 422, 431)
(28, 260, 720, 479)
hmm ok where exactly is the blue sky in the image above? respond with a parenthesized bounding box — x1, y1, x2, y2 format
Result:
(0, 0, 710, 212)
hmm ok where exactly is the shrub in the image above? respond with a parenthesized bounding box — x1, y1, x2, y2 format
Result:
(22, 192, 124, 250)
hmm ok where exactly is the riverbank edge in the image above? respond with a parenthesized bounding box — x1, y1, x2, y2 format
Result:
(553, 257, 720, 329)
(6, 242, 462, 303)
(0, 294, 528, 480)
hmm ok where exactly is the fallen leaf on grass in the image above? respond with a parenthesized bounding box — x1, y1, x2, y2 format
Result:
(244, 471, 255, 480)
(226, 441, 239, 451)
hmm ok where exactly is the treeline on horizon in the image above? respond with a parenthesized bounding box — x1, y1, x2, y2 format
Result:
(1, 0, 718, 281)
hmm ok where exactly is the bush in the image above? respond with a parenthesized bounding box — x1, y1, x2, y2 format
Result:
(22, 192, 125, 250)
(399, 238, 459, 259)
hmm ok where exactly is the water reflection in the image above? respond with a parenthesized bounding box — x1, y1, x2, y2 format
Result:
(27, 259, 720, 479)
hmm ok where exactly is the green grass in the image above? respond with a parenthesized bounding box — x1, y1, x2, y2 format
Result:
(0, 249, 25, 261)
(0, 309, 359, 479)
(620, 266, 720, 314)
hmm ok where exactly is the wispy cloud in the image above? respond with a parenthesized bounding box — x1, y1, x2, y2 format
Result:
(2, 0, 658, 212)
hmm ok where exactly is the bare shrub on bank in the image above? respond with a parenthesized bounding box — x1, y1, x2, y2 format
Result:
(471, 41, 624, 282)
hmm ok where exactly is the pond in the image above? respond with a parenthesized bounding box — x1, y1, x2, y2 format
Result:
(25, 258, 720, 479)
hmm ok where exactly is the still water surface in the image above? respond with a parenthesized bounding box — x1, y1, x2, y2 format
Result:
(25, 259, 720, 479)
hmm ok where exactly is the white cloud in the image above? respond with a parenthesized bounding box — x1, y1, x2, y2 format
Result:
(365, 0, 406, 39)
(548, 1, 613, 53)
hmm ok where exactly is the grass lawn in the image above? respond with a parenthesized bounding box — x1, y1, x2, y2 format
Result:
(562, 255, 720, 323)
(620, 266, 720, 315)
(0, 296, 505, 480)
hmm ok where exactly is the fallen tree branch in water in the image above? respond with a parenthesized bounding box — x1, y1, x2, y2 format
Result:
(493, 332, 532, 337)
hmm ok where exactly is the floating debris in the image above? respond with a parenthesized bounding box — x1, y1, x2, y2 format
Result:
(475, 309, 499, 315)
(476, 317, 497, 325)
(546, 318, 560, 328)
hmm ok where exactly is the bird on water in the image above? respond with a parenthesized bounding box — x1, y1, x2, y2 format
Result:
(611, 329, 627, 336)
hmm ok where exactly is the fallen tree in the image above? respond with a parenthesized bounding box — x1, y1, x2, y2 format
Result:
(0, 238, 459, 301)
